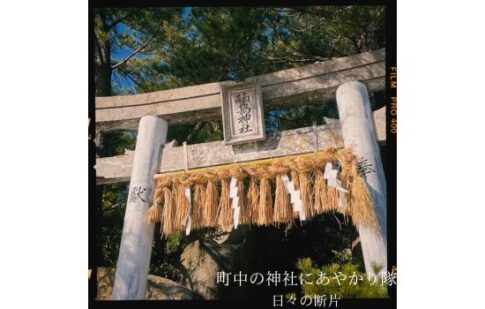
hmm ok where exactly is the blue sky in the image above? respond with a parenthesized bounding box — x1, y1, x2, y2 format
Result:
(111, 7, 192, 94)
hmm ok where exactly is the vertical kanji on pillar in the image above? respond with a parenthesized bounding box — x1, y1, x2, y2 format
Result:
(112, 116, 168, 299)
(336, 81, 387, 276)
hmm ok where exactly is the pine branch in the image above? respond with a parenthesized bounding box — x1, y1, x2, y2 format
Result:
(107, 14, 132, 31)
(267, 55, 330, 64)
(218, 30, 258, 81)
(93, 30, 106, 65)
(111, 23, 161, 69)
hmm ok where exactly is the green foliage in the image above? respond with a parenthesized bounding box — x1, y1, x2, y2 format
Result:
(94, 5, 386, 143)
(295, 250, 387, 298)
(93, 7, 184, 95)
(150, 262, 183, 282)
(94, 6, 385, 96)
(165, 232, 182, 254)
(100, 182, 129, 265)
(99, 183, 186, 281)
(98, 130, 136, 157)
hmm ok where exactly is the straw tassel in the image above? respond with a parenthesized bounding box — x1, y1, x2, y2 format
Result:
(161, 187, 175, 236)
(191, 183, 206, 229)
(257, 172, 273, 226)
(349, 173, 379, 231)
(144, 185, 164, 224)
(337, 149, 356, 217)
(313, 168, 327, 215)
(216, 177, 232, 228)
(236, 178, 248, 225)
(335, 148, 378, 229)
(326, 187, 339, 211)
(320, 149, 339, 212)
(273, 174, 293, 224)
(247, 176, 259, 224)
(173, 181, 189, 232)
(298, 171, 314, 220)
(145, 203, 164, 224)
(203, 174, 219, 227)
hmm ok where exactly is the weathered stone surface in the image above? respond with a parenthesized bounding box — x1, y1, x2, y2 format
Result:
(95, 149, 134, 185)
(96, 267, 116, 300)
(112, 116, 168, 300)
(336, 81, 387, 275)
(145, 275, 202, 300)
(95, 106, 386, 184)
(159, 122, 343, 174)
(180, 239, 239, 299)
(95, 49, 385, 130)
(96, 267, 201, 300)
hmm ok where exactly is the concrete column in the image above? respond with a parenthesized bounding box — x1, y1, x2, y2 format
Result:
(112, 116, 168, 300)
(336, 81, 387, 275)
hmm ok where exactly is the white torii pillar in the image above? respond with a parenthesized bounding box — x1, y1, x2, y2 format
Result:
(336, 81, 387, 275)
(112, 115, 168, 300)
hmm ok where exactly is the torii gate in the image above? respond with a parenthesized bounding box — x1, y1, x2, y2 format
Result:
(94, 49, 388, 300)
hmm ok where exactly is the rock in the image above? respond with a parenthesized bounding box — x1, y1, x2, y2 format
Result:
(95, 267, 201, 300)
(145, 275, 201, 300)
(96, 267, 116, 300)
(180, 239, 239, 299)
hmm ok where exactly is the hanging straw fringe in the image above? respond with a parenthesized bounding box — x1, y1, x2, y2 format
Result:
(273, 174, 292, 224)
(203, 173, 219, 227)
(144, 185, 164, 224)
(312, 168, 326, 215)
(258, 171, 274, 226)
(247, 176, 259, 224)
(161, 186, 175, 236)
(191, 182, 206, 229)
(349, 176, 378, 229)
(336, 149, 379, 231)
(173, 179, 190, 232)
(216, 174, 232, 229)
(299, 172, 313, 218)
(270, 164, 292, 225)
(149, 148, 379, 237)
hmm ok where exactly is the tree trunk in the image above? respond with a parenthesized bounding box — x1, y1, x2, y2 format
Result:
(93, 10, 112, 269)
(94, 10, 112, 97)
(95, 63, 112, 97)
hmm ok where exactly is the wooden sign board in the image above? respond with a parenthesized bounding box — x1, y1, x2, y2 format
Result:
(220, 81, 265, 145)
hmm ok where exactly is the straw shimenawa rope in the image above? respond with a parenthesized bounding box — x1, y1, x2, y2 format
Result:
(258, 169, 274, 226)
(295, 157, 315, 220)
(203, 172, 219, 227)
(148, 148, 379, 237)
(337, 149, 379, 230)
(161, 185, 175, 236)
(190, 175, 206, 229)
(145, 177, 172, 225)
(246, 174, 259, 224)
(229, 166, 248, 225)
(269, 163, 292, 225)
(216, 169, 232, 229)
(144, 185, 164, 224)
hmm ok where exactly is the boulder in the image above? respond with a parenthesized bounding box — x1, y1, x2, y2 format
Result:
(145, 274, 202, 300)
(96, 267, 116, 300)
(180, 239, 239, 299)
